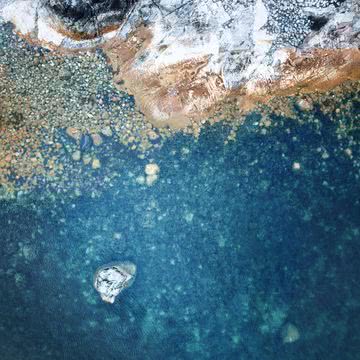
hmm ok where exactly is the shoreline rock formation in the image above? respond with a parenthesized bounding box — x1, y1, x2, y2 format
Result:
(43, 0, 137, 38)
(0, 0, 359, 128)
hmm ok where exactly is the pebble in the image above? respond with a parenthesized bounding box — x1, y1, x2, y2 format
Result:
(59, 69, 72, 81)
(83, 154, 92, 165)
(80, 134, 92, 151)
(136, 175, 146, 185)
(296, 98, 313, 111)
(292, 162, 301, 170)
(344, 148, 352, 157)
(20, 243, 37, 261)
(74, 188, 82, 196)
(146, 174, 158, 186)
(72, 150, 81, 161)
(113, 233, 122, 240)
(92, 158, 101, 169)
(66, 127, 82, 141)
(147, 130, 159, 140)
(263, 119, 271, 127)
(91, 133, 103, 146)
(101, 126, 113, 137)
(145, 163, 160, 176)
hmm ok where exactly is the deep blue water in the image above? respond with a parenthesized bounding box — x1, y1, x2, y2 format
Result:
(0, 109, 359, 359)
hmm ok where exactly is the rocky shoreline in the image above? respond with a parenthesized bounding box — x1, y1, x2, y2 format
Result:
(0, 0, 359, 199)
(1, 0, 359, 126)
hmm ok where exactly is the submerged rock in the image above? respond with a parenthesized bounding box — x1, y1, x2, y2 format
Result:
(145, 163, 159, 176)
(90, 133, 103, 146)
(72, 150, 81, 161)
(92, 158, 101, 169)
(66, 127, 82, 141)
(281, 323, 300, 344)
(145, 163, 160, 186)
(93, 261, 137, 304)
(296, 98, 314, 112)
(82, 154, 92, 165)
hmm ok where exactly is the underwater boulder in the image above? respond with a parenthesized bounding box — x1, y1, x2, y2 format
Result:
(93, 261, 136, 304)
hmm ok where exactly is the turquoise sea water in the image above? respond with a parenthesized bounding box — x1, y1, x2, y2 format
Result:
(0, 103, 359, 359)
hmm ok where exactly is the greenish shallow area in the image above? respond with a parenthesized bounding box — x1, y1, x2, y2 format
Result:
(0, 20, 360, 360)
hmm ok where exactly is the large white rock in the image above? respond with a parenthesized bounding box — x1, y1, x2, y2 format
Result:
(93, 261, 137, 304)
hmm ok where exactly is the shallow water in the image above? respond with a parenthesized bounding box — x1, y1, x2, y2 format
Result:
(1, 103, 360, 359)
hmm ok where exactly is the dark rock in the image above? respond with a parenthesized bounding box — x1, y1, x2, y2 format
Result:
(308, 16, 329, 31)
(43, 0, 138, 35)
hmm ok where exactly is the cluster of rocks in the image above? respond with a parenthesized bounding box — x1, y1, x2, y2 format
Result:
(0, 27, 136, 133)
(66, 127, 109, 169)
(0, 23, 170, 197)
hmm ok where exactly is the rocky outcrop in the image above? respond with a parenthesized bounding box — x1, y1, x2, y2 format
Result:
(43, 0, 137, 38)
(0, 0, 359, 127)
(93, 261, 136, 303)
